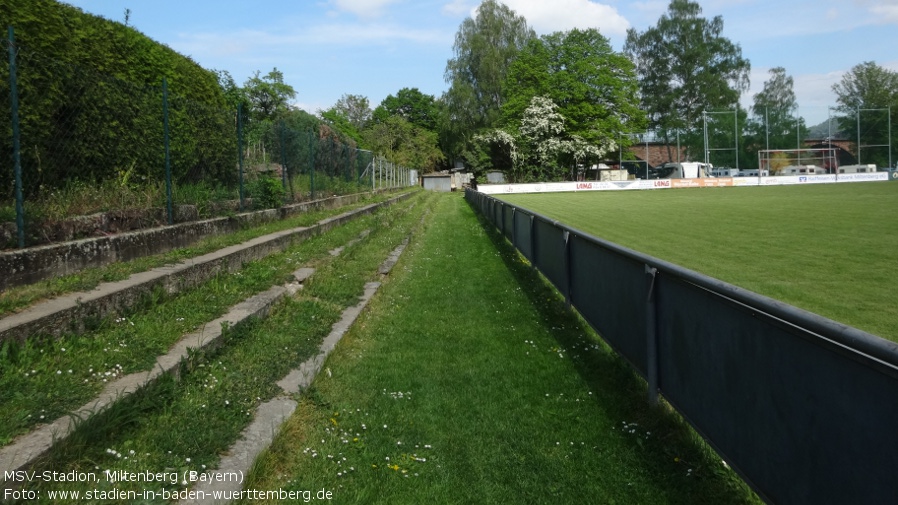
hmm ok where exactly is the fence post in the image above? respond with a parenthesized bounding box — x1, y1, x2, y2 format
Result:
(162, 77, 173, 225)
(564, 231, 571, 309)
(7, 26, 24, 248)
(645, 265, 659, 405)
(500, 202, 505, 236)
(309, 130, 316, 200)
(529, 214, 537, 270)
(237, 103, 245, 211)
(510, 207, 516, 250)
(279, 121, 288, 203)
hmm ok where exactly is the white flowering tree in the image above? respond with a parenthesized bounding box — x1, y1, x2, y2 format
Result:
(477, 96, 616, 181)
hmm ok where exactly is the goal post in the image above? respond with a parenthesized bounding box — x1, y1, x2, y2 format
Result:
(758, 148, 838, 175)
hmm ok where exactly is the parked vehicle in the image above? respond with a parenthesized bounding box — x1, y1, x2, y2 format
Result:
(778, 165, 827, 175)
(710, 168, 740, 177)
(837, 164, 877, 173)
(655, 162, 715, 179)
(737, 169, 770, 177)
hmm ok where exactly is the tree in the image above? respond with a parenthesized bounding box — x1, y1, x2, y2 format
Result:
(242, 68, 297, 164)
(477, 96, 616, 181)
(363, 116, 443, 171)
(624, 0, 750, 159)
(503, 28, 646, 149)
(442, 0, 535, 163)
(319, 108, 364, 146)
(741, 67, 807, 168)
(332, 94, 372, 131)
(832, 61, 898, 168)
(244, 68, 296, 123)
(372, 88, 440, 132)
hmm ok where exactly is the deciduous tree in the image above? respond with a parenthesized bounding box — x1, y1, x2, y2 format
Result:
(477, 96, 615, 181)
(832, 61, 898, 168)
(372, 88, 440, 132)
(442, 0, 535, 165)
(244, 68, 295, 123)
(332, 94, 372, 131)
(624, 0, 750, 159)
(503, 28, 645, 149)
(744, 67, 806, 167)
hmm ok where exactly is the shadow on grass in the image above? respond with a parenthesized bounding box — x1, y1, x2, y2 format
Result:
(468, 200, 760, 505)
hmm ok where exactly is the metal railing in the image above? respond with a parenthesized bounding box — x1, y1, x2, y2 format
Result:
(467, 188, 898, 505)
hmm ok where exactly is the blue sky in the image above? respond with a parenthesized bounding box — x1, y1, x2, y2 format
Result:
(62, 0, 898, 126)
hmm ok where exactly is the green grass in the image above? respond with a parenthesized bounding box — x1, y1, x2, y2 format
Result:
(0, 192, 424, 447)
(500, 182, 898, 341)
(15, 191, 434, 503)
(238, 194, 758, 504)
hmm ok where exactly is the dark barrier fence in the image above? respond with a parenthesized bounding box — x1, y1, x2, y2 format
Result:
(467, 189, 898, 505)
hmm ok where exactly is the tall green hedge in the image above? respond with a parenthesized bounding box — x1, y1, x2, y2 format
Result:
(0, 0, 236, 196)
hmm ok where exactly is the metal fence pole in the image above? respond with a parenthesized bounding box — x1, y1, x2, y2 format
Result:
(645, 265, 659, 405)
(279, 121, 288, 200)
(564, 231, 572, 309)
(237, 103, 245, 211)
(309, 130, 316, 200)
(529, 214, 536, 270)
(7, 26, 24, 248)
(162, 77, 173, 225)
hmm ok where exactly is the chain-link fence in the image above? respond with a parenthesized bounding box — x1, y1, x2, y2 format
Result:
(1, 27, 410, 249)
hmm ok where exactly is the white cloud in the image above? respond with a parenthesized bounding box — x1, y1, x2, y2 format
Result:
(330, 0, 404, 18)
(442, 0, 474, 16)
(492, 0, 631, 36)
(868, 4, 898, 24)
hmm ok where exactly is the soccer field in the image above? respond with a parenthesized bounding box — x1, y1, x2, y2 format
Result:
(499, 182, 898, 342)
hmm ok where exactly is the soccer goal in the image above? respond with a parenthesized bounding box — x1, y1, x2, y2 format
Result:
(758, 148, 838, 175)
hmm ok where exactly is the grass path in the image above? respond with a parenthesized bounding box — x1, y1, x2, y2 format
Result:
(241, 194, 758, 504)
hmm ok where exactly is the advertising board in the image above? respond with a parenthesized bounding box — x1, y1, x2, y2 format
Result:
(477, 172, 889, 195)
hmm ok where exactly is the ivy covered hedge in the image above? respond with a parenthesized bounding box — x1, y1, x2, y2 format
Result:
(0, 0, 236, 196)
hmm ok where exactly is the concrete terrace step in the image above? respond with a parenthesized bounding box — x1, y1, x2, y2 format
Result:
(0, 283, 289, 481)
(0, 193, 424, 494)
(0, 221, 382, 485)
(0, 193, 412, 344)
(183, 240, 413, 505)
(0, 191, 385, 291)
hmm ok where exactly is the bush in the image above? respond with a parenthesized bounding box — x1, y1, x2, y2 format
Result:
(248, 176, 285, 210)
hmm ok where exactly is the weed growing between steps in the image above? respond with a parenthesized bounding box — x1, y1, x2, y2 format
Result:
(0, 190, 412, 318)
(11, 192, 434, 501)
(0, 192, 429, 448)
(239, 194, 759, 505)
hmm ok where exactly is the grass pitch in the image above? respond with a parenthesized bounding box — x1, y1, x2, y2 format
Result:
(500, 182, 898, 342)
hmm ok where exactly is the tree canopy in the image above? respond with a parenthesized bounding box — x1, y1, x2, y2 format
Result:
(503, 28, 646, 147)
(624, 0, 750, 141)
(747, 67, 806, 155)
(442, 0, 535, 164)
(832, 61, 898, 168)
(244, 68, 296, 123)
(332, 94, 372, 131)
(372, 88, 441, 132)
